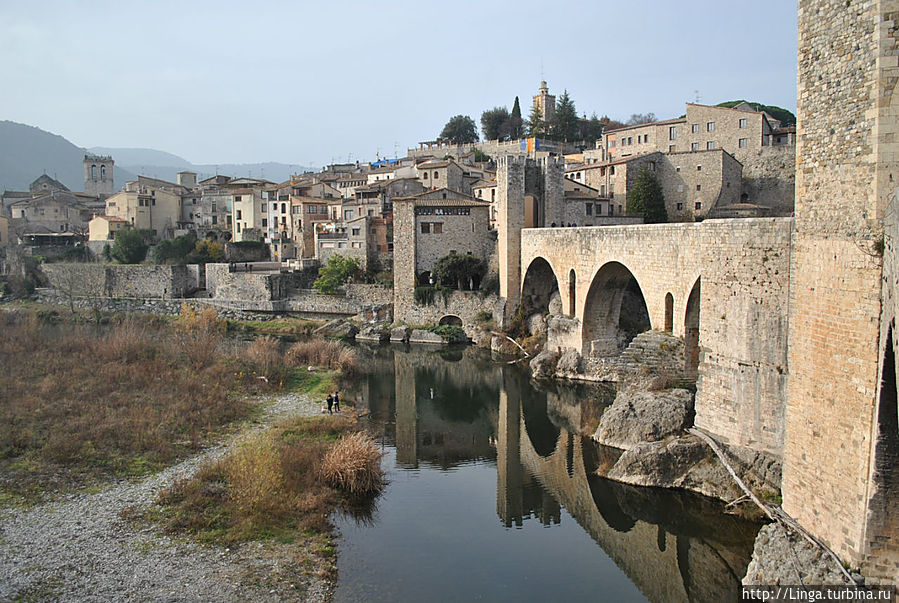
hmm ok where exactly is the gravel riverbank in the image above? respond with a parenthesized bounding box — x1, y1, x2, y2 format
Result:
(0, 392, 335, 602)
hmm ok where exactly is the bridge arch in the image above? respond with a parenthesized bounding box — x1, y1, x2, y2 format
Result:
(582, 261, 651, 357)
(438, 314, 463, 327)
(684, 277, 701, 377)
(521, 256, 561, 318)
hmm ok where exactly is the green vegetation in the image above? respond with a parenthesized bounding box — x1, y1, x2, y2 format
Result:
(627, 167, 668, 223)
(414, 286, 437, 306)
(433, 253, 486, 290)
(526, 102, 547, 138)
(509, 96, 524, 139)
(313, 255, 361, 295)
(110, 228, 149, 264)
(480, 106, 511, 141)
(439, 115, 479, 145)
(716, 100, 796, 126)
(155, 414, 384, 545)
(228, 317, 321, 337)
(153, 233, 198, 264)
(553, 90, 579, 142)
(429, 324, 467, 343)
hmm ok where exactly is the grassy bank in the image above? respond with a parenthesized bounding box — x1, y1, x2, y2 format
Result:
(0, 306, 361, 504)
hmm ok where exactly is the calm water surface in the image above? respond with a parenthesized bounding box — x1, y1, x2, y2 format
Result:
(334, 345, 759, 603)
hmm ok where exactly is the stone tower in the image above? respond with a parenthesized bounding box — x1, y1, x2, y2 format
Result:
(532, 81, 555, 124)
(83, 154, 114, 197)
(783, 0, 899, 579)
(495, 155, 564, 322)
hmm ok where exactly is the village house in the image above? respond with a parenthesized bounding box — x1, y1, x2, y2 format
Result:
(417, 159, 465, 193)
(104, 176, 184, 239)
(87, 215, 128, 242)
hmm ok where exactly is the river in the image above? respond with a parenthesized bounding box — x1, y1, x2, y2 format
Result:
(334, 344, 760, 602)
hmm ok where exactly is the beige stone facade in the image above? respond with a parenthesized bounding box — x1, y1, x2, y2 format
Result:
(87, 215, 128, 241)
(105, 177, 184, 239)
(417, 160, 465, 193)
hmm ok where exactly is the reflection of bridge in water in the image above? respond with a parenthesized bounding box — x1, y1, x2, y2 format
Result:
(363, 347, 757, 602)
(496, 371, 756, 603)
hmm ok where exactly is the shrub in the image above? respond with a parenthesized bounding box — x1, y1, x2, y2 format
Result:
(429, 324, 468, 343)
(110, 228, 148, 264)
(414, 286, 436, 305)
(227, 434, 284, 517)
(320, 432, 385, 495)
(474, 310, 493, 324)
(433, 253, 486, 290)
(285, 340, 358, 374)
(243, 336, 281, 375)
(313, 256, 362, 295)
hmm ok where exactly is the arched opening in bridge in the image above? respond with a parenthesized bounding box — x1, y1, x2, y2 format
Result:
(521, 257, 560, 322)
(582, 262, 651, 357)
(664, 293, 674, 333)
(867, 326, 898, 554)
(521, 393, 560, 458)
(684, 278, 701, 378)
(438, 315, 462, 327)
(568, 270, 577, 316)
(418, 271, 432, 286)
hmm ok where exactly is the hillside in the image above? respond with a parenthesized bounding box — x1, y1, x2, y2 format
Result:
(0, 121, 135, 192)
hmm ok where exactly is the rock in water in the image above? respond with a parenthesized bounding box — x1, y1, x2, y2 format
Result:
(594, 387, 694, 449)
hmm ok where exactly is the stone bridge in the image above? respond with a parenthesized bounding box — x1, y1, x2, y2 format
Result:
(516, 218, 793, 456)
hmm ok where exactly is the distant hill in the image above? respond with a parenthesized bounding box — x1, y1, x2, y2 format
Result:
(0, 121, 137, 192)
(89, 147, 314, 186)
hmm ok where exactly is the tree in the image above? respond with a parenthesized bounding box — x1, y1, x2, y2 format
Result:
(480, 106, 510, 141)
(439, 115, 479, 145)
(553, 90, 579, 142)
(599, 115, 626, 131)
(313, 255, 362, 295)
(433, 253, 486, 290)
(579, 113, 604, 145)
(526, 103, 547, 138)
(153, 233, 197, 264)
(110, 228, 148, 264)
(509, 96, 523, 139)
(625, 113, 657, 126)
(627, 167, 668, 223)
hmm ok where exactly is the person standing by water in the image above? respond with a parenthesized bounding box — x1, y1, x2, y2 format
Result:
(333, 391, 340, 413)
(327, 393, 333, 414)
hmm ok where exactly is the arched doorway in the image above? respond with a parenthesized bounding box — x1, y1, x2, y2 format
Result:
(664, 292, 674, 333)
(524, 194, 542, 228)
(569, 270, 577, 317)
(684, 278, 701, 378)
(582, 262, 651, 357)
(438, 315, 463, 327)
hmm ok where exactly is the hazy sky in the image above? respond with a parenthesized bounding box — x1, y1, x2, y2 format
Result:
(0, 1, 798, 168)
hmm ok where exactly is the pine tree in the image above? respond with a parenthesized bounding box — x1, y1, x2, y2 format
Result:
(553, 90, 579, 142)
(509, 96, 523, 139)
(480, 106, 510, 141)
(526, 103, 547, 138)
(626, 167, 668, 223)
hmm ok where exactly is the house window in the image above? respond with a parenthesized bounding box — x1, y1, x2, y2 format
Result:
(677, 202, 683, 211)
(691, 124, 699, 133)
(433, 171, 439, 179)
(423, 172, 429, 179)
(695, 202, 702, 210)
(281, 203, 286, 213)
(236, 209, 242, 219)
(668, 145, 676, 153)
(739, 118, 747, 128)
(707, 141, 716, 150)
(352, 227, 360, 236)
(262, 218, 267, 227)
(696, 184, 702, 191)
(421, 223, 430, 234)
(627, 137, 633, 145)
(307, 205, 316, 214)
(707, 121, 715, 132)
(610, 166, 615, 175)
(697, 165, 702, 171)
(669, 126, 677, 140)
(433, 222, 443, 234)
(675, 166, 681, 172)
(261, 203, 266, 212)
(212, 215, 218, 225)
(237, 223, 241, 233)
(691, 142, 700, 151)
(586, 203, 593, 216)
(739, 138, 749, 148)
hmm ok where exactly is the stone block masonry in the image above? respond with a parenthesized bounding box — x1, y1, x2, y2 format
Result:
(42, 263, 197, 299)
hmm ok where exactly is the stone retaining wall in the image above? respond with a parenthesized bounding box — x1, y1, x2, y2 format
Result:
(41, 263, 198, 298)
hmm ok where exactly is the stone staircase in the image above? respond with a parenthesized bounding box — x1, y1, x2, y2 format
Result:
(584, 330, 692, 386)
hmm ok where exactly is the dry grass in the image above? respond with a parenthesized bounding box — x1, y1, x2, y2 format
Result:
(156, 414, 385, 544)
(0, 309, 295, 502)
(285, 340, 360, 376)
(320, 432, 385, 496)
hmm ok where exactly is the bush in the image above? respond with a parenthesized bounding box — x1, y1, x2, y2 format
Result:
(153, 233, 198, 265)
(414, 286, 436, 305)
(474, 310, 493, 324)
(433, 253, 486, 290)
(285, 340, 359, 375)
(110, 228, 148, 264)
(320, 432, 385, 496)
(429, 324, 468, 343)
(313, 256, 361, 295)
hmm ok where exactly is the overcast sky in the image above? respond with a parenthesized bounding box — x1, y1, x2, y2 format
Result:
(0, 1, 797, 168)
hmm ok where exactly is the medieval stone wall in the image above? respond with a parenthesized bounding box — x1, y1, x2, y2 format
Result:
(42, 263, 196, 298)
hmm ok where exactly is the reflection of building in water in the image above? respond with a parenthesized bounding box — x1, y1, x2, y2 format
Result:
(494, 374, 757, 602)
(392, 350, 497, 470)
(496, 372, 561, 527)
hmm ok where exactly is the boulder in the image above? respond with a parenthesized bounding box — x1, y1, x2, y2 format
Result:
(329, 321, 358, 339)
(594, 387, 694, 449)
(390, 325, 411, 343)
(606, 435, 741, 501)
(491, 335, 520, 356)
(409, 329, 445, 344)
(529, 348, 560, 380)
(556, 348, 583, 375)
(548, 290, 563, 315)
(526, 313, 547, 337)
(743, 523, 855, 586)
(357, 324, 389, 342)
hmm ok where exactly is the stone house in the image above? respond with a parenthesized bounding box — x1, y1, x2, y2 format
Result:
(334, 172, 368, 199)
(417, 159, 465, 193)
(231, 189, 265, 242)
(9, 191, 98, 234)
(105, 181, 182, 240)
(317, 215, 371, 269)
(392, 188, 493, 286)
